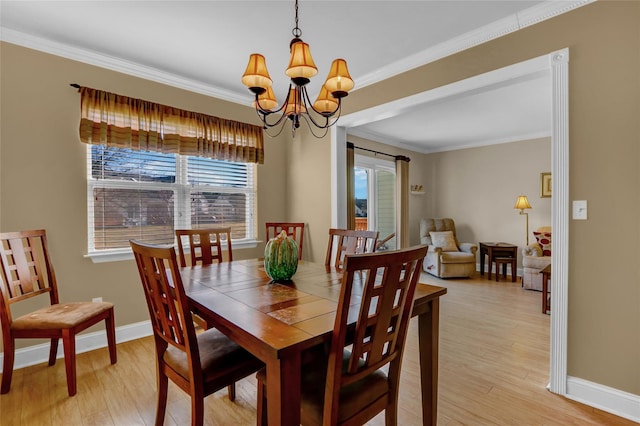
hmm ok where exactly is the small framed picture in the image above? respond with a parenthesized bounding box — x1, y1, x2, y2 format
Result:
(540, 172, 552, 198)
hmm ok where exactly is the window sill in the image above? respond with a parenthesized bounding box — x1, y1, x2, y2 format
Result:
(85, 239, 260, 263)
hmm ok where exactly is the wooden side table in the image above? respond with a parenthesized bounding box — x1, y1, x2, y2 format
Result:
(541, 264, 551, 314)
(479, 242, 518, 281)
(494, 257, 517, 282)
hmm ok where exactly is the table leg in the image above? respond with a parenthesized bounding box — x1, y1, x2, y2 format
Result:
(480, 249, 486, 275)
(487, 248, 493, 280)
(542, 273, 550, 314)
(266, 352, 301, 426)
(418, 299, 439, 426)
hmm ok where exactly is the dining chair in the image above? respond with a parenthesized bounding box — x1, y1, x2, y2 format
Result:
(175, 227, 240, 399)
(257, 244, 428, 425)
(265, 222, 305, 260)
(130, 240, 264, 426)
(325, 228, 379, 269)
(0, 229, 117, 396)
(175, 227, 233, 267)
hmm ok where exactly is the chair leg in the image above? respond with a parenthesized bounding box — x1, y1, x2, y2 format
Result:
(155, 372, 169, 426)
(48, 337, 59, 366)
(105, 309, 118, 364)
(62, 329, 77, 396)
(228, 383, 236, 401)
(1, 338, 15, 394)
(191, 394, 204, 426)
(385, 403, 398, 426)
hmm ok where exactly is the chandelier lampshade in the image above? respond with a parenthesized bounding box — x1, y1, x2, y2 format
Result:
(241, 54, 272, 94)
(241, 0, 353, 137)
(253, 86, 278, 111)
(286, 41, 318, 84)
(284, 88, 306, 116)
(313, 85, 339, 115)
(323, 59, 354, 97)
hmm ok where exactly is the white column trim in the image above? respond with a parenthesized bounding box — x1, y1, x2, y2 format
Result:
(549, 47, 569, 395)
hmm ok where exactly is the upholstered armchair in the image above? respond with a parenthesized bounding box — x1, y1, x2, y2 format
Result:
(419, 218, 477, 278)
(522, 226, 552, 290)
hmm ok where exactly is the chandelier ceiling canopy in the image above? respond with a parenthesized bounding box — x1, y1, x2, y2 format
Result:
(241, 0, 354, 138)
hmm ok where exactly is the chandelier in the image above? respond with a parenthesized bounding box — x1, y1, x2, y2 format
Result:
(241, 0, 354, 138)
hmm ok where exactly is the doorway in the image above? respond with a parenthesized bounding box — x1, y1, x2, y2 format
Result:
(332, 48, 569, 395)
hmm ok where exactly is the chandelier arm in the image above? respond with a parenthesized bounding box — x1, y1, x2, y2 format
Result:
(255, 84, 295, 129)
(255, 83, 293, 116)
(303, 102, 342, 129)
(300, 86, 340, 118)
(262, 119, 290, 138)
(255, 107, 289, 129)
(298, 114, 330, 138)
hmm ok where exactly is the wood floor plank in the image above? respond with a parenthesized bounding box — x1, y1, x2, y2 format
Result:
(1, 272, 637, 425)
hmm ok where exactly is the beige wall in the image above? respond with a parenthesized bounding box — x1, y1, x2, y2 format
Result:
(429, 138, 552, 268)
(0, 43, 288, 345)
(291, 1, 640, 395)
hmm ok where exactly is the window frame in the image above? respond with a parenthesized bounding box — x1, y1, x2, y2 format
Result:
(354, 154, 397, 250)
(85, 145, 258, 263)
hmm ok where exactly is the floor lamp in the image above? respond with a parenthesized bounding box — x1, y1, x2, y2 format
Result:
(514, 195, 532, 245)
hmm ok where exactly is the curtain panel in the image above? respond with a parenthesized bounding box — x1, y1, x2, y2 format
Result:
(346, 142, 356, 230)
(78, 87, 264, 164)
(395, 156, 410, 248)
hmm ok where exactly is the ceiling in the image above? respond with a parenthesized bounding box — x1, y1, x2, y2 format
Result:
(0, 1, 589, 153)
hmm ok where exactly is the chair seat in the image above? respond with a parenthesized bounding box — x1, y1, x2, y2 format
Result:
(165, 328, 262, 384)
(257, 350, 389, 425)
(11, 302, 114, 330)
(522, 255, 551, 269)
(439, 251, 475, 264)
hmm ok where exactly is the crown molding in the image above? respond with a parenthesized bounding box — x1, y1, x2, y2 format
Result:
(354, 0, 593, 89)
(0, 27, 247, 104)
(0, 1, 592, 102)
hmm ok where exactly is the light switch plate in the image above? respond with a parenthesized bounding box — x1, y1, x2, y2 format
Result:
(573, 200, 587, 220)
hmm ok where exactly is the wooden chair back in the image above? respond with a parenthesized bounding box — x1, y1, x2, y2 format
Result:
(175, 227, 232, 267)
(265, 222, 305, 260)
(130, 240, 198, 368)
(0, 230, 58, 311)
(0, 229, 117, 396)
(324, 244, 428, 425)
(325, 228, 379, 269)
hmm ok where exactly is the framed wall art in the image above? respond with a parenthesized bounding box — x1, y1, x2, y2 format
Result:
(540, 172, 551, 198)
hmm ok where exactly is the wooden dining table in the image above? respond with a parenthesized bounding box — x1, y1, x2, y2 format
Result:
(181, 258, 447, 426)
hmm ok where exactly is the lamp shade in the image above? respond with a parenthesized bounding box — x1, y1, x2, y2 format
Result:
(313, 85, 339, 114)
(286, 41, 318, 80)
(242, 54, 272, 91)
(323, 59, 354, 97)
(253, 86, 278, 111)
(514, 195, 532, 210)
(284, 88, 306, 116)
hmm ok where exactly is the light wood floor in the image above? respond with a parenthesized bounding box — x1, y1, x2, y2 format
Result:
(1, 273, 637, 425)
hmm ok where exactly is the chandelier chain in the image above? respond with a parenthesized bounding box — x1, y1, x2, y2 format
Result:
(292, 0, 302, 38)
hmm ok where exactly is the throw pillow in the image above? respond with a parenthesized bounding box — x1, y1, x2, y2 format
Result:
(533, 231, 552, 256)
(429, 231, 458, 252)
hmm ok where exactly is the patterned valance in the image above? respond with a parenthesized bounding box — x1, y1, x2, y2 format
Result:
(78, 86, 264, 164)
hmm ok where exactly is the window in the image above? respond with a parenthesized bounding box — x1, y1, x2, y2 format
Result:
(354, 154, 396, 251)
(87, 145, 256, 261)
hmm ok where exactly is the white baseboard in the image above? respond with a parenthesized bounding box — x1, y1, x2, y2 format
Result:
(566, 376, 640, 423)
(0, 320, 152, 372)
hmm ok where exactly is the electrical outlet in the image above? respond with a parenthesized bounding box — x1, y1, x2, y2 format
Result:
(92, 297, 103, 303)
